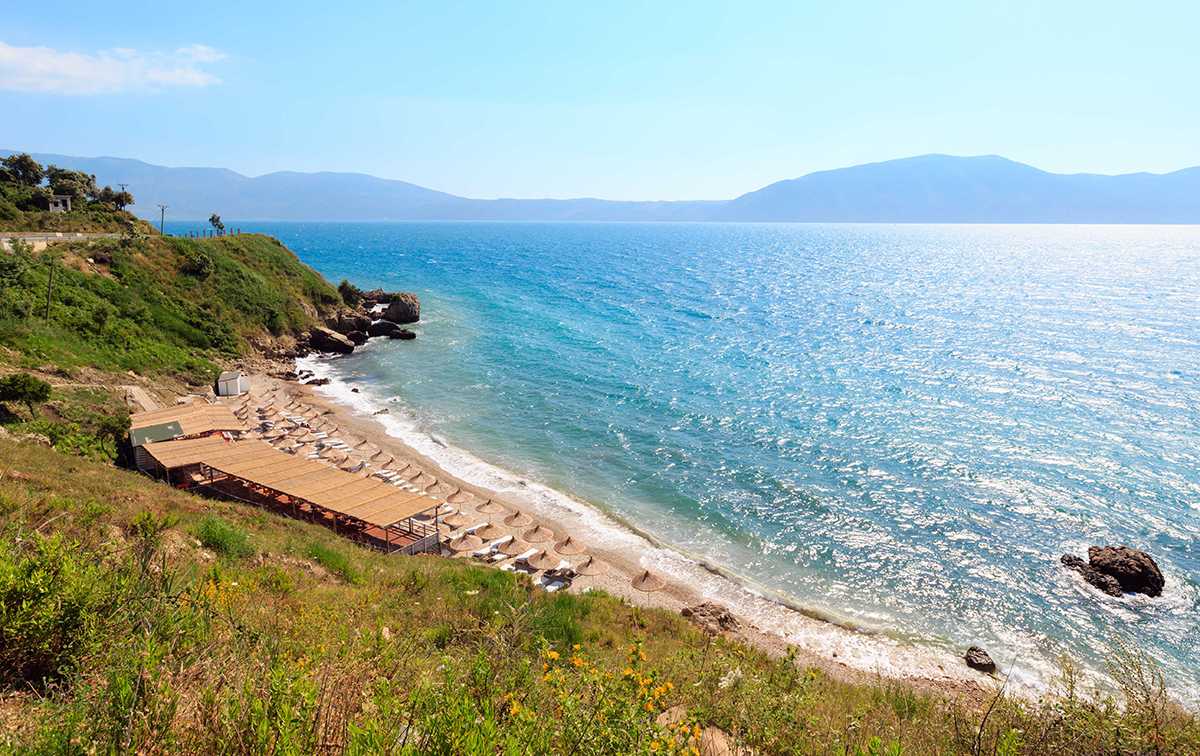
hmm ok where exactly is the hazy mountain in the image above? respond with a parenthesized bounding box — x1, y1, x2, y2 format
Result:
(5, 151, 1199, 223)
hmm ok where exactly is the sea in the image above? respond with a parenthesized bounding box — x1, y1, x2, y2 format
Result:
(168, 221, 1200, 702)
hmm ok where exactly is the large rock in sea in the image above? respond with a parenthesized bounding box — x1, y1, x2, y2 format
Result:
(367, 319, 402, 338)
(382, 293, 420, 324)
(388, 329, 417, 340)
(346, 330, 368, 346)
(964, 646, 996, 673)
(308, 326, 354, 355)
(1061, 546, 1164, 597)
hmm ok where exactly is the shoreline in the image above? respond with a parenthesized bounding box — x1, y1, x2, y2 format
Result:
(226, 350, 998, 701)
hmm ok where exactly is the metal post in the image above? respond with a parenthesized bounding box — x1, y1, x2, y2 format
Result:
(157, 204, 168, 236)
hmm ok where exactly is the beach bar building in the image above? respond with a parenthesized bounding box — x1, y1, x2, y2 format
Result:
(136, 435, 443, 554)
(131, 399, 247, 473)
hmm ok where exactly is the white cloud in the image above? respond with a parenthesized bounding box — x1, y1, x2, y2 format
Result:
(0, 41, 226, 95)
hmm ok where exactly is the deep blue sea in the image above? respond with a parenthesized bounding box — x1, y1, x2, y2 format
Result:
(171, 221, 1200, 699)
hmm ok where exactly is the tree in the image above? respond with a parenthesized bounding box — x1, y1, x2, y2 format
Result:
(338, 279, 364, 306)
(0, 153, 44, 186)
(96, 186, 134, 210)
(45, 166, 98, 201)
(208, 213, 224, 233)
(0, 373, 52, 419)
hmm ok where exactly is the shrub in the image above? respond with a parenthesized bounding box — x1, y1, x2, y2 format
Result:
(195, 515, 253, 558)
(0, 533, 108, 688)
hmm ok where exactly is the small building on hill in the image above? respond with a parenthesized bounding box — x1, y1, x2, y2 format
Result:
(48, 195, 72, 213)
(216, 371, 250, 397)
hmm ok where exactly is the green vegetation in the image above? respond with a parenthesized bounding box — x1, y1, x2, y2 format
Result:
(0, 372, 51, 418)
(195, 514, 254, 558)
(0, 153, 142, 233)
(0, 233, 338, 382)
(1, 440, 1196, 754)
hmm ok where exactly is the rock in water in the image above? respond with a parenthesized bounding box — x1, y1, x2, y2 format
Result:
(1087, 546, 1164, 597)
(388, 329, 417, 340)
(367, 319, 402, 338)
(964, 646, 996, 673)
(1061, 546, 1164, 597)
(383, 293, 421, 324)
(681, 603, 740, 636)
(346, 330, 368, 346)
(308, 327, 355, 355)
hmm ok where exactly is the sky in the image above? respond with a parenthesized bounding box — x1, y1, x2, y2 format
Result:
(2, 1, 1198, 200)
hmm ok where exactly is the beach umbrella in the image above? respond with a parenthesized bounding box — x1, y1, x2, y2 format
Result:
(370, 450, 392, 463)
(526, 550, 558, 570)
(442, 511, 473, 529)
(446, 489, 475, 505)
(500, 538, 530, 557)
(523, 524, 554, 543)
(400, 466, 426, 482)
(632, 570, 665, 592)
(575, 556, 602, 576)
(427, 481, 456, 498)
(449, 533, 483, 552)
(475, 498, 505, 514)
(412, 472, 439, 489)
(554, 536, 586, 556)
(475, 522, 504, 540)
(504, 510, 533, 528)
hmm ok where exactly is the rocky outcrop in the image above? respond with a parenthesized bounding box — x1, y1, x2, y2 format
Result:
(367, 319, 402, 338)
(1061, 546, 1164, 597)
(382, 293, 420, 324)
(326, 310, 372, 336)
(346, 330, 368, 346)
(964, 645, 996, 673)
(388, 329, 417, 340)
(681, 602, 739, 636)
(307, 327, 354, 355)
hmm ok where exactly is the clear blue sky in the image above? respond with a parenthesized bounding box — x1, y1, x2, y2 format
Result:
(2, 1, 1196, 200)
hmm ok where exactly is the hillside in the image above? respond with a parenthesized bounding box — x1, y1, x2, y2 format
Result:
(7, 150, 1200, 223)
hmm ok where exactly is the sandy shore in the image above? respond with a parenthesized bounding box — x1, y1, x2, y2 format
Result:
(229, 357, 995, 701)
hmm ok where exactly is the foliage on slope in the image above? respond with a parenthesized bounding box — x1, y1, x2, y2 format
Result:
(0, 233, 339, 383)
(0, 441, 1196, 754)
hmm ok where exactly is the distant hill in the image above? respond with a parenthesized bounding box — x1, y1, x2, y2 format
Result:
(5, 150, 1199, 223)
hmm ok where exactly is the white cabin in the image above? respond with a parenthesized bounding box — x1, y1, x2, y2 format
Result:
(216, 370, 250, 397)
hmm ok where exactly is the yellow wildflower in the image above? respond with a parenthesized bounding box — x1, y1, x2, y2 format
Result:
(546, 650, 560, 660)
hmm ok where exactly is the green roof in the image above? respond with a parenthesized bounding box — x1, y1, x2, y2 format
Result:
(130, 421, 183, 448)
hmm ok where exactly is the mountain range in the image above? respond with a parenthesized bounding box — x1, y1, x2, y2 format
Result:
(5, 150, 1200, 223)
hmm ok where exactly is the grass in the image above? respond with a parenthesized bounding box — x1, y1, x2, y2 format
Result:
(0, 181, 149, 233)
(195, 514, 254, 559)
(0, 439, 1196, 754)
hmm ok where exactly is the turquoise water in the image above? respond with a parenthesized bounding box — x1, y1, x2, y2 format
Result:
(175, 221, 1200, 697)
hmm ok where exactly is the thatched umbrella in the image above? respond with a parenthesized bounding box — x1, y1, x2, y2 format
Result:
(412, 473, 439, 490)
(475, 498, 505, 515)
(526, 550, 558, 570)
(500, 538, 530, 557)
(442, 511, 473, 529)
(575, 556, 602, 576)
(400, 466, 425, 482)
(370, 450, 393, 463)
(554, 536, 586, 556)
(475, 522, 504, 541)
(632, 570, 665, 592)
(449, 533, 483, 552)
(446, 489, 475, 505)
(427, 481, 456, 498)
(523, 525, 554, 543)
(503, 510, 533, 528)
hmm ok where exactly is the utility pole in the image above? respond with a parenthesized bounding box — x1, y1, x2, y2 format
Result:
(44, 256, 55, 320)
(118, 183, 129, 192)
(157, 204, 168, 236)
